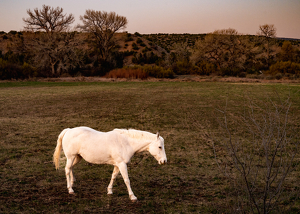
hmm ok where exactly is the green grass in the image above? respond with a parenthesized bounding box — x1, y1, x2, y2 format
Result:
(0, 81, 299, 213)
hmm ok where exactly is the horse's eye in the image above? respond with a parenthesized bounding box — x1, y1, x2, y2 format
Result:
(159, 146, 162, 149)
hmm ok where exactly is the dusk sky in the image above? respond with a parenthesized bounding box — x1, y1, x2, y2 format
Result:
(1, 0, 299, 38)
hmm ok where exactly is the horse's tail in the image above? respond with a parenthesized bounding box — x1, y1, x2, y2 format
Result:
(53, 128, 70, 170)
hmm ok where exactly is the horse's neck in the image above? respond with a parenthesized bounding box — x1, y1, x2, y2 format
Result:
(129, 138, 151, 153)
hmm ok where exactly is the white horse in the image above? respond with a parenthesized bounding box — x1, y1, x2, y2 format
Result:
(53, 127, 167, 201)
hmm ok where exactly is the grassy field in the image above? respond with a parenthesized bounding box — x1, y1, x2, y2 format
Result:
(0, 81, 299, 213)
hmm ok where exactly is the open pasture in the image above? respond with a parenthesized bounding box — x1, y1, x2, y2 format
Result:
(0, 81, 299, 213)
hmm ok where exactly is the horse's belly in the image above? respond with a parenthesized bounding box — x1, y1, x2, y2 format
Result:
(79, 147, 114, 165)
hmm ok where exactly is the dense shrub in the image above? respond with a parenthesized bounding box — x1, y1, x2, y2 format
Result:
(238, 72, 247, 78)
(8, 31, 18, 35)
(0, 59, 22, 79)
(0, 59, 38, 80)
(269, 61, 300, 75)
(22, 62, 37, 77)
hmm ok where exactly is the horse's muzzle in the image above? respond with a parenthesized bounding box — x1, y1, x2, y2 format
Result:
(159, 159, 167, 165)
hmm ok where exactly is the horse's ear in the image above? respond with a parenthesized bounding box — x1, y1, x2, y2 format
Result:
(156, 132, 160, 139)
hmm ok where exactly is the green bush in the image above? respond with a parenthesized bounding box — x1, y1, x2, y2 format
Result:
(172, 60, 194, 75)
(194, 62, 216, 75)
(142, 47, 151, 53)
(132, 43, 139, 50)
(134, 32, 142, 37)
(125, 33, 133, 42)
(22, 62, 37, 78)
(136, 38, 146, 47)
(275, 73, 283, 80)
(136, 38, 143, 44)
(142, 65, 174, 78)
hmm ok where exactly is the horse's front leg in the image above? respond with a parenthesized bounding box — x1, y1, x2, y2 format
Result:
(107, 165, 120, 195)
(117, 162, 137, 201)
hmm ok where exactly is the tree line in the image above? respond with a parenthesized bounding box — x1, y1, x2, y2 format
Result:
(0, 5, 300, 80)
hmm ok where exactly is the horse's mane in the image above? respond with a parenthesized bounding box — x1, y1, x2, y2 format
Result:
(113, 129, 157, 141)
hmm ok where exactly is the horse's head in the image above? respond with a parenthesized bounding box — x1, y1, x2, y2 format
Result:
(148, 133, 167, 165)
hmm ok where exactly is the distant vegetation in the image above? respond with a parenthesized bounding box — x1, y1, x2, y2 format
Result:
(0, 5, 300, 80)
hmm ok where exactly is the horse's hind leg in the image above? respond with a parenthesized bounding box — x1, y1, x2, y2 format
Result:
(107, 166, 120, 195)
(70, 155, 82, 186)
(65, 156, 76, 194)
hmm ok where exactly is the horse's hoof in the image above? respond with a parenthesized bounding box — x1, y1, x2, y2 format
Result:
(130, 195, 138, 202)
(131, 199, 138, 203)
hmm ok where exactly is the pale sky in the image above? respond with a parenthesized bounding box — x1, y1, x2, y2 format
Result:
(0, 0, 299, 39)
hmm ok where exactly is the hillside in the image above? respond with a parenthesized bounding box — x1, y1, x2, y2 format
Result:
(1, 31, 300, 80)
(1, 31, 300, 62)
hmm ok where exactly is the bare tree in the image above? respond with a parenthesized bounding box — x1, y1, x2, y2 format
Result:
(212, 92, 299, 213)
(22, 5, 80, 76)
(191, 28, 250, 75)
(77, 10, 127, 62)
(23, 5, 75, 33)
(26, 32, 82, 76)
(257, 24, 277, 67)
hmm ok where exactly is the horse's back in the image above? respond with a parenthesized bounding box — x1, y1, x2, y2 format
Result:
(63, 126, 103, 145)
